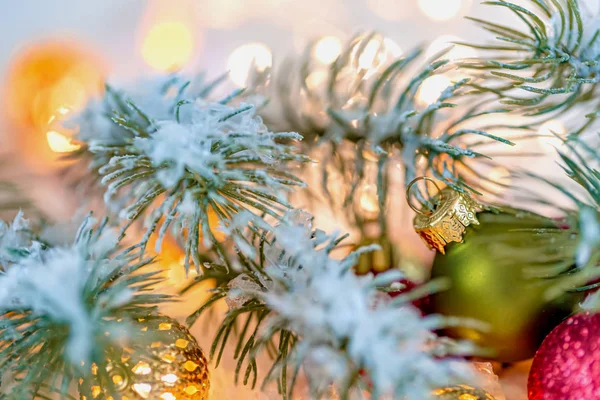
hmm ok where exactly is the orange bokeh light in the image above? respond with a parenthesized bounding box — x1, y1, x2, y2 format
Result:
(4, 41, 104, 163)
(5, 41, 104, 131)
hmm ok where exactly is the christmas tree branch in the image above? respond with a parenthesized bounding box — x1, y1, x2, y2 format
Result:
(189, 212, 485, 399)
(464, 0, 600, 129)
(265, 32, 519, 234)
(65, 75, 308, 271)
(0, 213, 171, 398)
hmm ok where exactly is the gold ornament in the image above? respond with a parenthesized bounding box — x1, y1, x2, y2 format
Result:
(408, 178, 481, 254)
(409, 179, 581, 362)
(432, 384, 496, 399)
(79, 316, 209, 400)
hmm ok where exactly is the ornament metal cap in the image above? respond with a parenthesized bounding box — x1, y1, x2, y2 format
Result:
(407, 177, 481, 254)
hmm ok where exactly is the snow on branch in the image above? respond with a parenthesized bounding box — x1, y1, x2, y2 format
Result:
(191, 212, 480, 399)
(0, 214, 170, 398)
(65, 75, 308, 271)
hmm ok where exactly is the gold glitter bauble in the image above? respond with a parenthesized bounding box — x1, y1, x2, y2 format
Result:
(79, 316, 209, 400)
(432, 385, 496, 399)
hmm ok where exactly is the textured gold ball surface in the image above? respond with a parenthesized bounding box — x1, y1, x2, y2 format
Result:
(430, 210, 580, 362)
(432, 385, 496, 399)
(79, 316, 209, 400)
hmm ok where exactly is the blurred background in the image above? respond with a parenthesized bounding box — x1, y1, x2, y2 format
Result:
(2, 1, 600, 398)
(0, 0, 517, 218)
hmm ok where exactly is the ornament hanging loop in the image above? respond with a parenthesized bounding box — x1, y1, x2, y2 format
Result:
(406, 177, 442, 215)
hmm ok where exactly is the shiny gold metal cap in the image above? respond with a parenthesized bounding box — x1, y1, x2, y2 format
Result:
(408, 177, 481, 254)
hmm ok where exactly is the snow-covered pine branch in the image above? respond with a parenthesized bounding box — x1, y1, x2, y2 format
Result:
(466, 0, 600, 124)
(0, 214, 170, 398)
(65, 75, 308, 271)
(191, 212, 481, 399)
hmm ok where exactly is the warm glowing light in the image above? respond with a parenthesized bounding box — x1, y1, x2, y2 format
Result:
(227, 43, 273, 87)
(46, 131, 80, 153)
(306, 71, 328, 91)
(418, 0, 462, 21)
(185, 385, 199, 395)
(141, 21, 195, 72)
(92, 386, 102, 397)
(162, 353, 176, 363)
(132, 361, 152, 375)
(426, 35, 477, 61)
(538, 120, 567, 137)
(5, 42, 104, 130)
(132, 383, 152, 398)
(313, 36, 342, 64)
(161, 373, 178, 384)
(538, 120, 567, 150)
(356, 37, 402, 70)
(159, 322, 173, 331)
(183, 360, 199, 372)
(416, 75, 452, 106)
(160, 394, 176, 400)
(112, 375, 124, 385)
(359, 184, 379, 215)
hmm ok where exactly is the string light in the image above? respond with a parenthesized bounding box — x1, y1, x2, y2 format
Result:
(141, 21, 195, 72)
(313, 36, 342, 64)
(227, 43, 273, 87)
(426, 35, 477, 61)
(416, 75, 452, 106)
(418, 0, 462, 21)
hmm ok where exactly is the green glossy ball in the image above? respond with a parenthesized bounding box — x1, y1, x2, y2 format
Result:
(430, 210, 581, 362)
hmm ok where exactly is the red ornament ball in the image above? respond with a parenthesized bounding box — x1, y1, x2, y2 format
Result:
(528, 312, 600, 400)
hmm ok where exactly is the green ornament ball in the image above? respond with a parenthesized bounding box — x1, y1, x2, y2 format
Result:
(429, 209, 582, 363)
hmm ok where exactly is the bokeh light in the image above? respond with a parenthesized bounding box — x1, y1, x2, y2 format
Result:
(306, 71, 329, 91)
(537, 120, 567, 151)
(358, 184, 379, 217)
(416, 75, 452, 106)
(418, 0, 462, 21)
(46, 130, 80, 153)
(141, 21, 195, 72)
(5, 42, 104, 130)
(313, 36, 342, 64)
(426, 35, 477, 60)
(227, 43, 273, 87)
(353, 37, 402, 72)
(4, 41, 103, 165)
(538, 120, 567, 138)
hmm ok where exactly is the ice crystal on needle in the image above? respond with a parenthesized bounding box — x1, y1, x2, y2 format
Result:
(0, 211, 38, 269)
(196, 213, 476, 399)
(261, 222, 472, 398)
(68, 75, 307, 271)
